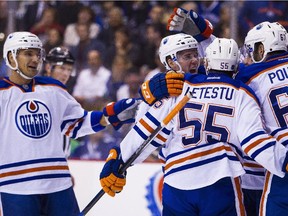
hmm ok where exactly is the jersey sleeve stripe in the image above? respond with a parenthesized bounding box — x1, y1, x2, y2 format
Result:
(133, 125, 148, 140)
(145, 112, 160, 126)
(156, 134, 166, 142)
(241, 131, 266, 146)
(276, 131, 288, 141)
(139, 118, 154, 133)
(243, 162, 264, 168)
(250, 141, 276, 159)
(65, 117, 84, 136)
(150, 140, 162, 148)
(245, 170, 265, 176)
(243, 136, 273, 154)
(71, 119, 84, 139)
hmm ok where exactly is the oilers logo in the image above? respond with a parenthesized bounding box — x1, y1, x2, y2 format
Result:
(145, 170, 163, 216)
(15, 100, 52, 138)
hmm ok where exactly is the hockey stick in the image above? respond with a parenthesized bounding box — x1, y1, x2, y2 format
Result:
(79, 92, 192, 216)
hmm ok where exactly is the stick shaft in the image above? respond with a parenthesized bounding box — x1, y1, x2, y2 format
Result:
(79, 93, 191, 216)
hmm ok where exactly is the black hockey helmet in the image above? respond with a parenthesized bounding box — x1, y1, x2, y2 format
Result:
(46, 47, 75, 65)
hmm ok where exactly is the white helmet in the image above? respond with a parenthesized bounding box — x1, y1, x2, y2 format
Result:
(159, 33, 198, 70)
(3, 31, 44, 79)
(205, 38, 239, 72)
(244, 21, 287, 63)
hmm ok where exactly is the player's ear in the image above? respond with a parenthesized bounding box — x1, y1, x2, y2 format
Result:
(259, 43, 265, 55)
(167, 58, 178, 71)
(8, 52, 16, 67)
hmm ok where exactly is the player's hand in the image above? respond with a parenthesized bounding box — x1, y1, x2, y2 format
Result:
(100, 147, 126, 197)
(139, 72, 184, 105)
(167, 7, 213, 42)
(103, 98, 141, 130)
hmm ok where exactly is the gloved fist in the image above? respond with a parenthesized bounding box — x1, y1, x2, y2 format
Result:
(103, 98, 141, 130)
(100, 146, 126, 197)
(139, 72, 184, 105)
(167, 7, 213, 42)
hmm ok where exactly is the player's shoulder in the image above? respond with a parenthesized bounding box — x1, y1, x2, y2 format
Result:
(237, 79, 260, 105)
(34, 76, 67, 89)
(184, 73, 206, 84)
(0, 77, 12, 90)
(236, 52, 288, 83)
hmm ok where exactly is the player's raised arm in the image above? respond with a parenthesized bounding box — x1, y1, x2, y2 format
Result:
(167, 7, 213, 42)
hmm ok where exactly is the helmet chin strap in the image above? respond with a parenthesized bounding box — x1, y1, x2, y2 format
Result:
(13, 58, 42, 80)
(174, 61, 184, 73)
(16, 68, 34, 80)
(252, 51, 267, 63)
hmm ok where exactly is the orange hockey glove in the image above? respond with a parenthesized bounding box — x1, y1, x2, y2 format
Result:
(139, 72, 184, 105)
(100, 147, 126, 197)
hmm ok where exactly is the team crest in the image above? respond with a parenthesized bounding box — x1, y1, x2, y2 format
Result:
(15, 100, 52, 138)
(145, 170, 163, 216)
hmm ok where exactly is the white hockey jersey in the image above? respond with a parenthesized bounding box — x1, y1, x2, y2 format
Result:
(121, 73, 287, 190)
(237, 52, 288, 189)
(0, 76, 105, 194)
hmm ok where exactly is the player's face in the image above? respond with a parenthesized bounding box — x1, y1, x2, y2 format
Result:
(177, 49, 199, 73)
(16, 48, 43, 77)
(51, 64, 73, 84)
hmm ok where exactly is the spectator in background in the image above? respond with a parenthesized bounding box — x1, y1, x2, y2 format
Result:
(0, 1, 7, 34)
(116, 67, 144, 138)
(64, 6, 101, 47)
(135, 4, 165, 44)
(97, 6, 126, 48)
(67, 23, 106, 93)
(120, 1, 151, 42)
(161, 1, 183, 26)
(20, 0, 57, 31)
(43, 27, 63, 54)
(96, 1, 117, 27)
(73, 50, 111, 111)
(141, 23, 166, 70)
(213, 3, 233, 39)
(56, 1, 84, 29)
(69, 23, 105, 74)
(147, 4, 165, 25)
(30, 7, 64, 44)
(0, 1, 8, 78)
(196, 0, 222, 27)
(180, 1, 198, 11)
(0, 35, 7, 78)
(238, 1, 288, 42)
(116, 67, 143, 100)
(70, 130, 118, 160)
(103, 27, 142, 69)
(107, 55, 132, 101)
(143, 48, 166, 81)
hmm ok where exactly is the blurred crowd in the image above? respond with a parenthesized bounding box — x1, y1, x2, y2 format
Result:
(0, 0, 288, 160)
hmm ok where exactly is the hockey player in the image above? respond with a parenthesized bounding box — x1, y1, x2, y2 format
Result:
(100, 37, 288, 215)
(45, 46, 76, 157)
(45, 46, 75, 86)
(0, 31, 140, 216)
(237, 21, 288, 216)
(139, 7, 215, 107)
